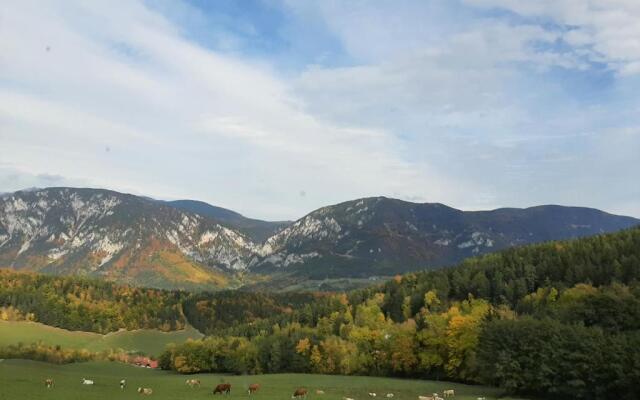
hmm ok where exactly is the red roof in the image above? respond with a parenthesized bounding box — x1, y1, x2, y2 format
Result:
(130, 356, 158, 369)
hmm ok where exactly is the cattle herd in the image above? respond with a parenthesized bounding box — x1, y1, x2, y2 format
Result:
(41, 377, 487, 399)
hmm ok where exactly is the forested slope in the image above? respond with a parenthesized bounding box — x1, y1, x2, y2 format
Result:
(168, 226, 640, 399)
(0, 271, 186, 333)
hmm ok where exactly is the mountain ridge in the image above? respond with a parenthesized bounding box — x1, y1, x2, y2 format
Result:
(250, 196, 639, 277)
(0, 187, 637, 290)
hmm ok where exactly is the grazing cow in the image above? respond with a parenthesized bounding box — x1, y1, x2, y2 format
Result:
(44, 378, 54, 388)
(186, 379, 201, 388)
(81, 378, 94, 385)
(292, 388, 308, 399)
(386, 394, 394, 398)
(248, 383, 260, 394)
(137, 387, 153, 395)
(316, 390, 325, 395)
(369, 393, 377, 397)
(418, 396, 434, 400)
(214, 383, 232, 395)
(443, 390, 454, 397)
(343, 397, 355, 400)
(476, 398, 486, 400)
(120, 379, 127, 390)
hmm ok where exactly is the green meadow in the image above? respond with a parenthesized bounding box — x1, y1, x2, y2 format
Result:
(0, 320, 203, 356)
(0, 359, 528, 400)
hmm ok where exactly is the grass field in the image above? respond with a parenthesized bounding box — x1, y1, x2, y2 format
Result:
(0, 320, 203, 356)
(0, 359, 529, 400)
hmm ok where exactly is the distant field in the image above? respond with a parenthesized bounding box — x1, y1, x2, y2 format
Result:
(0, 321, 203, 356)
(0, 359, 529, 400)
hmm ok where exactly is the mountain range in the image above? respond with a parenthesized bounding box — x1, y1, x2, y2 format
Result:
(0, 187, 637, 290)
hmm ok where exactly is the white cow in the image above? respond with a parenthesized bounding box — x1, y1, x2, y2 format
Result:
(186, 379, 200, 388)
(81, 378, 94, 385)
(443, 390, 454, 397)
(369, 393, 377, 397)
(418, 396, 434, 400)
(120, 379, 127, 390)
(138, 387, 153, 395)
(386, 394, 394, 398)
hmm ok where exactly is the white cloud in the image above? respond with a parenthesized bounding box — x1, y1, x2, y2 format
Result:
(464, 0, 640, 75)
(0, 0, 473, 220)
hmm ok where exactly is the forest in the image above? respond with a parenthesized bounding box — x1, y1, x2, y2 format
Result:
(164, 226, 640, 399)
(0, 271, 186, 333)
(1, 226, 639, 399)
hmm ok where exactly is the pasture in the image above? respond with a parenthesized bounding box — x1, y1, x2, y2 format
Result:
(0, 320, 203, 356)
(0, 359, 530, 400)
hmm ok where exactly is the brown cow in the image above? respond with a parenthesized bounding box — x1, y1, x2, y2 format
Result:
(214, 383, 231, 395)
(248, 384, 261, 394)
(292, 388, 308, 399)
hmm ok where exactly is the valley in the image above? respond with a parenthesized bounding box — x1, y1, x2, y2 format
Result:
(5, 0, 640, 400)
(3, 2, 639, 399)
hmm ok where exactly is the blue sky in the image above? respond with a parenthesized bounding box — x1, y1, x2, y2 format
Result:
(1, 0, 639, 220)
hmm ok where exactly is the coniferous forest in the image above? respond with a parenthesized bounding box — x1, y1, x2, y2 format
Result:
(1, 226, 639, 399)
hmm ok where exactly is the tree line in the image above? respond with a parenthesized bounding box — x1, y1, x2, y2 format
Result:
(0, 341, 136, 365)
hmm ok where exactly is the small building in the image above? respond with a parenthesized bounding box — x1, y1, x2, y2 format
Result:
(130, 356, 158, 369)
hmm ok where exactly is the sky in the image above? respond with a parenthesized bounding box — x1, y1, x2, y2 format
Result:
(1, 0, 639, 220)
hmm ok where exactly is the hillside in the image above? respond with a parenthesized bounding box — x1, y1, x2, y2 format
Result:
(251, 197, 639, 280)
(0, 270, 186, 333)
(0, 188, 256, 289)
(185, 225, 640, 335)
(169, 225, 640, 399)
(0, 320, 202, 356)
(0, 188, 637, 290)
